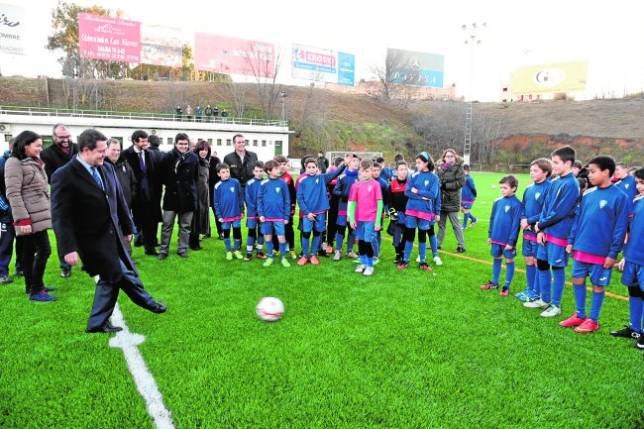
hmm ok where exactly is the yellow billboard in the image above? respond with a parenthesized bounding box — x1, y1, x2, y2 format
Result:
(511, 61, 588, 95)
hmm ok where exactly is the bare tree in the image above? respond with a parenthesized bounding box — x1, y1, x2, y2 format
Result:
(224, 81, 248, 117)
(372, 49, 416, 102)
(296, 83, 330, 152)
(244, 43, 283, 120)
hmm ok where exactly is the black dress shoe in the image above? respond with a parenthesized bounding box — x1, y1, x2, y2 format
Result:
(86, 323, 123, 333)
(146, 302, 167, 314)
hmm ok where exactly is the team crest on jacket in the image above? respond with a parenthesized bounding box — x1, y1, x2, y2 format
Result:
(535, 192, 541, 200)
(315, 178, 319, 184)
(624, 183, 630, 189)
(229, 187, 235, 193)
(504, 205, 510, 213)
(276, 188, 281, 193)
(424, 180, 429, 187)
(599, 200, 607, 209)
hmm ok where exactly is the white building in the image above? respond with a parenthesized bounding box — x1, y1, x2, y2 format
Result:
(0, 106, 290, 160)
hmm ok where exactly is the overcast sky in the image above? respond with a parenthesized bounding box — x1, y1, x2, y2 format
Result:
(2, 0, 644, 100)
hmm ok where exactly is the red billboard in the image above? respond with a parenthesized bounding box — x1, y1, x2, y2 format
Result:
(78, 13, 141, 63)
(194, 33, 275, 78)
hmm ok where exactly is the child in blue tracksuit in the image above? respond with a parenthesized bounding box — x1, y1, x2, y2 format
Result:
(614, 162, 637, 200)
(398, 152, 441, 272)
(533, 146, 580, 318)
(244, 161, 266, 261)
(612, 167, 644, 348)
(481, 175, 522, 296)
(561, 156, 631, 333)
(258, 160, 291, 268)
(213, 163, 244, 260)
(296, 156, 347, 265)
(461, 164, 478, 229)
(370, 162, 390, 262)
(517, 158, 553, 304)
(333, 156, 360, 260)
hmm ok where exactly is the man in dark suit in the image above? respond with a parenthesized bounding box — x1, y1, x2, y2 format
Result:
(41, 123, 79, 278)
(122, 130, 162, 255)
(51, 129, 166, 333)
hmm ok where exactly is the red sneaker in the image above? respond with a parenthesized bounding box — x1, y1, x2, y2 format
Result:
(574, 319, 600, 334)
(560, 314, 586, 328)
(480, 281, 498, 290)
(397, 262, 409, 270)
(297, 256, 309, 266)
(499, 288, 509, 297)
(256, 251, 267, 260)
(325, 246, 334, 255)
(419, 263, 432, 272)
(310, 256, 320, 265)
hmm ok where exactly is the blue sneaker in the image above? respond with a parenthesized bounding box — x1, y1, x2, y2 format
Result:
(30, 292, 56, 302)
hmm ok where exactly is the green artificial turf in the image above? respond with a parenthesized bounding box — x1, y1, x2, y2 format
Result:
(0, 172, 641, 429)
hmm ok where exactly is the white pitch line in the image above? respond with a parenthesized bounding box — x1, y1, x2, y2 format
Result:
(108, 303, 175, 429)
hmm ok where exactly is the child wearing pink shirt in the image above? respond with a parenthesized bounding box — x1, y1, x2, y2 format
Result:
(348, 160, 384, 276)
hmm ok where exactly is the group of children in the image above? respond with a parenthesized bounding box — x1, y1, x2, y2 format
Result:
(212, 151, 453, 276)
(479, 145, 643, 348)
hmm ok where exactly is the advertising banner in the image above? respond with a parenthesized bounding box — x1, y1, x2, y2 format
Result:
(511, 61, 588, 94)
(141, 24, 182, 67)
(195, 33, 275, 78)
(291, 44, 355, 86)
(78, 13, 141, 63)
(0, 3, 24, 55)
(386, 48, 444, 88)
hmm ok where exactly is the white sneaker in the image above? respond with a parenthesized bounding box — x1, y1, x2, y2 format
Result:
(523, 298, 548, 309)
(355, 264, 366, 273)
(363, 266, 374, 276)
(333, 250, 342, 261)
(540, 305, 562, 318)
(433, 256, 443, 266)
(347, 251, 359, 259)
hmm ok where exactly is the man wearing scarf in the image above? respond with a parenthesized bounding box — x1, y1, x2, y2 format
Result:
(157, 133, 199, 259)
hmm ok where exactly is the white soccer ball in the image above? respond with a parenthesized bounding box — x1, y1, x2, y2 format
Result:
(256, 297, 285, 322)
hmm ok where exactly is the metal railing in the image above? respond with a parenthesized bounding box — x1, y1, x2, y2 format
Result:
(0, 105, 288, 127)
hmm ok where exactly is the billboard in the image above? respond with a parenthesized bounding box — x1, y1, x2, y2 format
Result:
(194, 33, 275, 78)
(291, 44, 355, 86)
(386, 48, 444, 88)
(78, 13, 141, 63)
(0, 3, 24, 55)
(141, 24, 182, 67)
(511, 61, 589, 94)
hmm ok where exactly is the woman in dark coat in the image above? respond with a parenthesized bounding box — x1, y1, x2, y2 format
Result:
(190, 141, 212, 250)
(436, 148, 466, 253)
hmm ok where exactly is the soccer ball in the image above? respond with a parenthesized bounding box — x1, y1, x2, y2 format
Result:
(256, 297, 284, 322)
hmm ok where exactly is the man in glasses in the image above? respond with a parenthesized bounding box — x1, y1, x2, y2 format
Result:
(41, 123, 79, 278)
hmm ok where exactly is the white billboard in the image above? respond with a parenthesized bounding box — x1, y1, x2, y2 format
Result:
(0, 3, 24, 55)
(141, 24, 183, 67)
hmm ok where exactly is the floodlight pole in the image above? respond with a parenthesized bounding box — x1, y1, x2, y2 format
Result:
(461, 22, 486, 166)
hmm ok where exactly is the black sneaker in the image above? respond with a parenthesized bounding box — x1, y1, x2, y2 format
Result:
(610, 326, 640, 339)
(0, 275, 12, 285)
(244, 253, 253, 261)
(60, 267, 71, 278)
(637, 335, 644, 350)
(456, 246, 466, 253)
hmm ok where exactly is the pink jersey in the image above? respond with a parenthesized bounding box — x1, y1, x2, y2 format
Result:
(349, 179, 383, 222)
